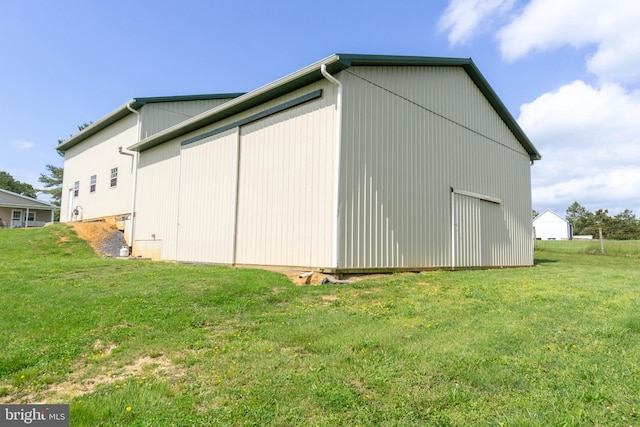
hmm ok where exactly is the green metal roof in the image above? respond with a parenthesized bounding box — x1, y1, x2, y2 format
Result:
(55, 93, 245, 152)
(128, 54, 540, 161)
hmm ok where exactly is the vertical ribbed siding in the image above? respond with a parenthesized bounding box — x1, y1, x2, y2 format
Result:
(453, 194, 509, 267)
(134, 141, 181, 259)
(235, 84, 335, 268)
(339, 66, 533, 269)
(176, 129, 238, 263)
(135, 82, 336, 266)
(454, 193, 481, 267)
(140, 99, 235, 139)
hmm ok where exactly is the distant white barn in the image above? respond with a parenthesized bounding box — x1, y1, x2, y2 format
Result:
(533, 210, 573, 240)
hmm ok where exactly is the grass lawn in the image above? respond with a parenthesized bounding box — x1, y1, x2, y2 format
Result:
(1, 225, 640, 426)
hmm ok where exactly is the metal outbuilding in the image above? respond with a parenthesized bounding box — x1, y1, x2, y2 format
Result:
(57, 93, 243, 240)
(127, 54, 540, 272)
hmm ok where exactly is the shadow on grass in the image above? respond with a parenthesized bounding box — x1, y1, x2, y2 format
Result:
(534, 258, 558, 265)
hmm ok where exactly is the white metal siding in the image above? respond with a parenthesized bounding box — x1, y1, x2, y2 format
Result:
(140, 99, 235, 139)
(453, 193, 507, 267)
(133, 141, 181, 259)
(134, 81, 337, 267)
(234, 87, 336, 267)
(60, 114, 137, 223)
(176, 129, 239, 263)
(338, 66, 533, 269)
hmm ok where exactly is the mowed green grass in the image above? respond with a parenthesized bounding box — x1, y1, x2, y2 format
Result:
(1, 225, 640, 426)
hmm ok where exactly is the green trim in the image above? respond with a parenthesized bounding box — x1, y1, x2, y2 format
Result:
(132, 54, 539, 161)
(335, 53, 474, 67)
(461, 61, 541, 161)
(336, 54, 540, 161)
(56, 93, 244, 152)
(181, 89, 323, 147)
(134, 93, 246, 106)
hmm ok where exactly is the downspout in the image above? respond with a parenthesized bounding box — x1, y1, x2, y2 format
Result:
(320, 63, 343, 271)
(119, 101, 141, 253)
(451, 188, 456, 269)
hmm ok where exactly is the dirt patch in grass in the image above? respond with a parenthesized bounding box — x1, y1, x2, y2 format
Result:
(69, 222, 127, 257)
(3, 350, 183, 404)
(281, 270, 331, 286)
(70, 222, 117, 253)
(268, 268, 389, 286)
(321, 295, 340, 305)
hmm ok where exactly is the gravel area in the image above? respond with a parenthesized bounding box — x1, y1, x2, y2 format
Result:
(99, 230, 128, 257)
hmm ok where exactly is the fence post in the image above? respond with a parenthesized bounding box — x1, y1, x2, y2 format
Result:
(599, 226, 604, 254)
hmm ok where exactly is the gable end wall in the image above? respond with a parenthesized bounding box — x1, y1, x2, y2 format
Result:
(338, 66, 533, 269)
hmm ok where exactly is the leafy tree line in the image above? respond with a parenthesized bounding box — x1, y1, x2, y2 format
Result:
(1, 123, 92, 222)
(565, 201, 640, 240)
(0, 171, 38, 198)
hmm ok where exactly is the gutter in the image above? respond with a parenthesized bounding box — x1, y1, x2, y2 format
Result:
(128, 54, 348, 152)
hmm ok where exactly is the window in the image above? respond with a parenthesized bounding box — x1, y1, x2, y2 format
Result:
(73, 181, 79, 197)
(110, 168, 118, 188)
(23, 212, 35, 222)
(12, 211, 21, 221)
(90, 175, 96, 193)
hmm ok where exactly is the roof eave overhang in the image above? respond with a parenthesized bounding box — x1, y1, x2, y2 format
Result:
(129, 54, 350, 152)
(460, 61, 541, 161)
(56, 100, 137, 152)
(55, 93, 246, 153)
(1, 203, 56, 210)
(130, 54, 541, 161)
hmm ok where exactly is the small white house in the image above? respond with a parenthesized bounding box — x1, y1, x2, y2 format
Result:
(533, 209, 573, 240)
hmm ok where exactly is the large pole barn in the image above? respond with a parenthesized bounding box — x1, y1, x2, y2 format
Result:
(128, 54, 541, 272)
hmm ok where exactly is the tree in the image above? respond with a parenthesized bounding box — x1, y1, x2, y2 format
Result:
(608, 209, 640, 240)
(0, 171, 38, 198)
(46, 122, 92, 220)
(532, 209, 540, 219)
(56, 122, 92, 155)
(38, 164, 63, 207)
(565, 201, 594, 236)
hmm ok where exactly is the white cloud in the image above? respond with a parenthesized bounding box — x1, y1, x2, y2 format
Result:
(497, 0, 640, 84)
(438, 0, 515, 45)
(11, 140, 34, 150)
(519, 81, 640, 213)
(439, 0, 640, 213)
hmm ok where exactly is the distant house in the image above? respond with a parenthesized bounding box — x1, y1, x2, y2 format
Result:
(533, 209, 573, 240)
(0, 188, 55, 228)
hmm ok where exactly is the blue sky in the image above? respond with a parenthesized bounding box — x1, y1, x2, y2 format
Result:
(2, 0, 639, 216)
